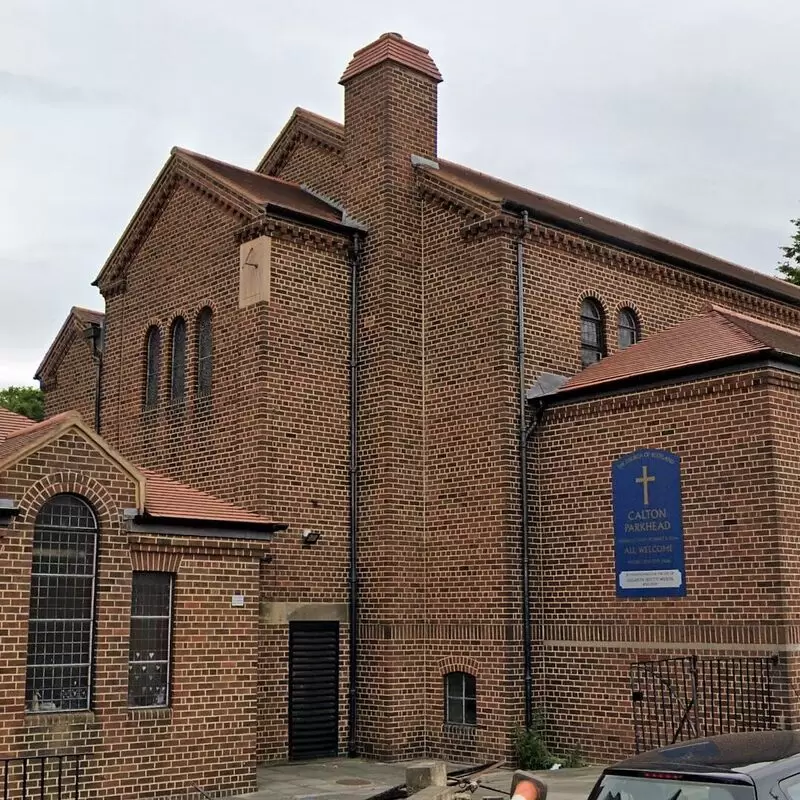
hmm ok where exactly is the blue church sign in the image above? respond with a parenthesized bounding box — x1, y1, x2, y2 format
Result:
(612, 448, 686, 598)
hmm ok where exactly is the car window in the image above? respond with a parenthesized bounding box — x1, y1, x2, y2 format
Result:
(778, 776, 800, 800)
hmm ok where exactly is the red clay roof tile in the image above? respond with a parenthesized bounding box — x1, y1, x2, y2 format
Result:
(0, 409, 279, 531)
(141, 468, 277, 528)
(558, 306, 800, 395)
(0, 407, 36, 441)
(174, 148, 344, 226)
(0, 411, 75, 464)
(340, 33, 442, 84)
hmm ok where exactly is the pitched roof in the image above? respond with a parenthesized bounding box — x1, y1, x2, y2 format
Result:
(174, 148, 344, 225)
(35, 306, 103, 383)
(256, 107, 346, 175)
(72, 307, 105, 327)
(94, 147, 350, 291)
(340, 32, 442, 84)
(0, 410, 283, 534)
(140, 468, 282, 530)
(0, 407, 36, 440)
(428, 160, 800, 306)
(256, 105, 800, 308)
(557, 305, 800, 396)
(0, 413, 143, 501)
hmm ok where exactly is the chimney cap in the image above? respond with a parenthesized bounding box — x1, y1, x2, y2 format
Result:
(340, 32, 442, 84)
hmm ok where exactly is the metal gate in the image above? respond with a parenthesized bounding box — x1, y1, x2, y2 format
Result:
(288, 621, 340, 760)
(631, 655, 777, 753)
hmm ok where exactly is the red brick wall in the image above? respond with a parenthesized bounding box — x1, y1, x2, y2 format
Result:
(339, 59, 439, 759)
(40, 327, 98, 427)
(40, 34, 800, 771)
(97, 175, 354, 762)
(266, 136, 345, 205)
(254, 232, 351, 758)
(532, 371, 786, 761)
(99, 180, 273, 513)
(517, 225, 800, 386)
(0, 430, 264, 797)
(417, 198, 522, 761)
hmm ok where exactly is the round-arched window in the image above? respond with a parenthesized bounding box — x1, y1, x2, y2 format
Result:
(26, 494, 98, 712)
(580, 298, 606, 367)
(618, 307, 640, 350)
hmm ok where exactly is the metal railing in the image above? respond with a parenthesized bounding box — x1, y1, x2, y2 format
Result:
(631, 655, 778, 753)
(1, 754, 84, 800)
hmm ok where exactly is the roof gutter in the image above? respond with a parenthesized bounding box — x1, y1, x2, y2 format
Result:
(263, 203, 368, 237)
(128, 510, 287, 539)
(502, 200, 800, 308)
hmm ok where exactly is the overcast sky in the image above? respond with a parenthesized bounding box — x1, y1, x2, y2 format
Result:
(2, 0, 799, 387)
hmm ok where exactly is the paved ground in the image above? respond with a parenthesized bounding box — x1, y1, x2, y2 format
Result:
(234, 758, 407, 800)
(232, 759, 603, 800)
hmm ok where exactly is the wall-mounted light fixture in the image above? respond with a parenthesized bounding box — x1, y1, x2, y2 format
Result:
(301, 529, 321, 546)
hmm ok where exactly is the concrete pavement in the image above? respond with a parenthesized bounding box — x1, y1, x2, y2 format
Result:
(230, 760, 604, 800)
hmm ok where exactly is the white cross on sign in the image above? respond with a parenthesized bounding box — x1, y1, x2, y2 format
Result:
(635, 464, 656, 506)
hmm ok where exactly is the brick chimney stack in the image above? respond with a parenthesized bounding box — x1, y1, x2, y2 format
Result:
(340, 32, 441, 210)
(339, 34, 442, 758)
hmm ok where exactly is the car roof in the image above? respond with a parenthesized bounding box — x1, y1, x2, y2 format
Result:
(610, 732, 800, 781)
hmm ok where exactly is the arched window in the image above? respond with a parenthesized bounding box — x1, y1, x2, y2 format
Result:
(580, 298, 606, 367)
(26, 494, 98, 712)
(144, 326, 161, 409)
(617, 307, 640, 350)
(444, 671, 476, 725)
(170, 317, 187, 403)
(197, 307, 213, 398)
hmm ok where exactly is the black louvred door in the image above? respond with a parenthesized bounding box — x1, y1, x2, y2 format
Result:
(289, 621, 339, 759)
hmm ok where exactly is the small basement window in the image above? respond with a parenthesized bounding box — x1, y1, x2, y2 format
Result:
(445, 671, 476, 725)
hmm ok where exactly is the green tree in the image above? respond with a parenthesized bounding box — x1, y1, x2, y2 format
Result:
(0, 385, 44, 422)
(778, 218, 800, 286)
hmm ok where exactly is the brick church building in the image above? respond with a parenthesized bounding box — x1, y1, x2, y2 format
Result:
(5, 30, 800, 798)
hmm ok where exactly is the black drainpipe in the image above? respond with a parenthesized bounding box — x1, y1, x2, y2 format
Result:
(348, 231, 362, 757)
(90, 324, 103, 434)
(515, 210, 533, 730)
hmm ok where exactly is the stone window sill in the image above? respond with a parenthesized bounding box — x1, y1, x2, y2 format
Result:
(24, 710, 96, 727)
(127, 706, 172, 722)
(442, 722, 478, 736)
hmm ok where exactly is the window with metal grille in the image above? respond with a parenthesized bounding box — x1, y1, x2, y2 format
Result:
(197, 307, 213, 398)
(26, 494, 98, 712)
(170, 317, 186, 403)
(128, 572, 173, 707)
(580, 298, 606, 367)
(618, 307, 640, 350)
(144, 326, 161, 409)
(444, 671, 476, 725)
